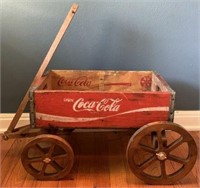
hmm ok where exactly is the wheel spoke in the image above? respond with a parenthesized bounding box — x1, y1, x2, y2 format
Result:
(168, 154, 188, 165)
(50, 161, 63, 172)
(52, 153, 68, 160)
(39, 163, 48, 176)
(166, 136, 184, 153)
(48, 144, 56, 156)
(160, 161, 167, 178)
(27, 157, 43, 164)
(139, 144, 156, 154)
(138, 156, 157, 171)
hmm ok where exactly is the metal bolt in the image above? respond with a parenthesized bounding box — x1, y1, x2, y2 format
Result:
(43, 157, 51, 164)
(2, 134, 9, 140)
(156, 152, 167, 161)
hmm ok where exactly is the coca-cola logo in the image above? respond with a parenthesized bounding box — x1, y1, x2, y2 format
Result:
(57, 76, 92, 87)
(71, 98, 122, 112)
(140, 76, 152, 88)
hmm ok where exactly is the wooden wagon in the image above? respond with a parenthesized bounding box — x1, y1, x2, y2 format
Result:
(3, 4, 197, 185)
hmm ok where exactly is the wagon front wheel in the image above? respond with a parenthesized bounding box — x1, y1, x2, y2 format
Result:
(126, 122, 197, 185)
(21, 134, 74, 180)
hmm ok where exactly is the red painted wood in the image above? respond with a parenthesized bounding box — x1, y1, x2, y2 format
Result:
(34, 91, 171, 128)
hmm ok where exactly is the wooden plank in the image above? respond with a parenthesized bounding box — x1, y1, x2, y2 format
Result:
(1, 138, 31, 186)
(93, 132, 110, 187)
(2, 155, 28, 187)
(7, 3, 78, 133)
(46, 70, 153, 92)
(0, 137, 15, 162)
(34, 91, 171, 128)
(108, 132, 128, 187)
(73, 132, 95, 187)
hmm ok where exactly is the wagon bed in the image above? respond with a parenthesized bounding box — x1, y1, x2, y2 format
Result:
(31, 70, 175, 129)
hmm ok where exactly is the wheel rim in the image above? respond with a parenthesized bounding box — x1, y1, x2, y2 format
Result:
(126, 122, 197, 185)
(21, 134, 74, 180)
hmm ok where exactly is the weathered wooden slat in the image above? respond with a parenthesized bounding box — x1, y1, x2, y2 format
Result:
(48, 70, 153, 91)
(34, 91, 171, 128)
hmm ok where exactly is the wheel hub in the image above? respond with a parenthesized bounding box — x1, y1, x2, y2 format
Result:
(43, 157, 52, 164)
(156, 151, 167, 161)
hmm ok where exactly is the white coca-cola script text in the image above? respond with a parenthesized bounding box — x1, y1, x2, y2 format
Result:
(72, 98, 122, 112)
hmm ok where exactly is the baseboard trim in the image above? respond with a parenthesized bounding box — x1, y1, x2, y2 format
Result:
(173, 111, 200, 131)
(0, 113, 30, 133)
(0, 111, 199, 133)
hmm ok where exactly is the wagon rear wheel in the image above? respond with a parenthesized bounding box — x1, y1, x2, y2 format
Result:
(21, 134, 74, 180)
(126, 122, 197, 185)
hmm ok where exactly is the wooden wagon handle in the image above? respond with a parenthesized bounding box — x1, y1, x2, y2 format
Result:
(6, 3, 78, 133)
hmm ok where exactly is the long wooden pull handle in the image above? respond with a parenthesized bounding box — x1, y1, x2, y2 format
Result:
(7, 3, 78, 133)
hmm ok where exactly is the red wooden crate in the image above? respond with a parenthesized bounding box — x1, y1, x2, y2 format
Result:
(4, 5, 197, 184)
(30, 70, 175, 129)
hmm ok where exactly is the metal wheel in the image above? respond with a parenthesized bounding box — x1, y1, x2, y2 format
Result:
(21, 134, 74, 180)
(126, 122, 197, 185)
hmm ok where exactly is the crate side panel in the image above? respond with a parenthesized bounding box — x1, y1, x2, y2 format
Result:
(101, 71, 152, 92)
(34, 91, 171, 128)
(47, 70, 153, 92)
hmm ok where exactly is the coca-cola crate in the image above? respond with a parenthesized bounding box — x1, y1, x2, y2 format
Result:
(3, 4, 197, 184)
(30, 70, 175, 129)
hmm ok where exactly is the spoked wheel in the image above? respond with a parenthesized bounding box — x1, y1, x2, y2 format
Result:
(126, 122, 197, 185)
(21, 134, 74, 180)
